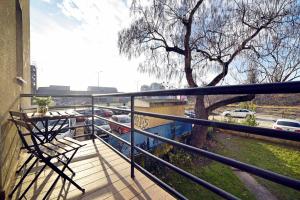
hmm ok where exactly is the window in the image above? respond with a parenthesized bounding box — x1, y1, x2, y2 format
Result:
(277, 121, 300, 127)
(16, 0, 23, 77)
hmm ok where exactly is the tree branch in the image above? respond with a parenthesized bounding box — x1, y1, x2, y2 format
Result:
(206, 94, 255, 113)
(166, 46, 185, 55)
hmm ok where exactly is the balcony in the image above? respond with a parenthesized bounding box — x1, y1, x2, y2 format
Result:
(11, 139, 174, 200)
(8, 81, 300, 199)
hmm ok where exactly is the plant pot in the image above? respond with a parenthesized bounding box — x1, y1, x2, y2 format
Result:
(37, 105, 48, 114)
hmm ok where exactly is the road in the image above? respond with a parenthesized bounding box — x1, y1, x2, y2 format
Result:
(210, 114, 279, 129)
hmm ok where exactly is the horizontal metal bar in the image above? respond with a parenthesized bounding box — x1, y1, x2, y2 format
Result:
(134, 110, 300, 142)
(21, 82, 300, 98)
(73, 133, 93, 139)
(94, 105, 130, 113)
(92, 81, 300, 97)
(93, 131, 188, 200)
(134, 128, 300, 190)
(94, 125, 238, 199)
(94, 125, 131, 145)
(134, 145, 239, 200)
(92, 115, 300, 190)
(93, 115, 131, 129)
(20, 94, 92, 98)
(133, 162, 188, 200)
(58, 124, 92, 133)
(94, 133, 131, 162)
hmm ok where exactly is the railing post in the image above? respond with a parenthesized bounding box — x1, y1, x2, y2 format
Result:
(130, 96, 135, 179)
(92, 96, 95, 141)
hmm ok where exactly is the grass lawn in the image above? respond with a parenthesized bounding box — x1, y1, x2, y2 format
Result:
(138, 132, 300, 199)
(161, 162, 256, 200)
(215, 132, 300, 200)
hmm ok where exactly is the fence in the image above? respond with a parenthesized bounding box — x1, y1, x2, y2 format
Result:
(20, 81, 300, 200)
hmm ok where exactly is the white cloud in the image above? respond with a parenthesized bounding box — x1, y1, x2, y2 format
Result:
(31, 0, 158, 92)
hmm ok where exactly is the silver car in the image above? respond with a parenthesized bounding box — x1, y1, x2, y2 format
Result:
(273, 119, 300, 133)
(222, 109, 255, 118)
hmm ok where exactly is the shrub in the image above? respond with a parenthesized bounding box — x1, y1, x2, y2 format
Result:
(169, 149, 193, 168)
(224, 115, 237, 124)
(207, 127, 216, 141)
(239, 101, 257, 112)
(241, 115, 259, 127)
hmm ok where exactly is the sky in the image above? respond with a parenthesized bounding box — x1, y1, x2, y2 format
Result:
(30, 0, 161, 92)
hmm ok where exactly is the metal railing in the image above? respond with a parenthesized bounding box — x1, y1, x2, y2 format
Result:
(20, 81, 300, 200)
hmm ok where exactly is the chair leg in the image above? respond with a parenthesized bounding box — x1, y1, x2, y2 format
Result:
(57, 156, 76, 176)
(16, 154, 33, 174)
(18, 164, 47, 200)
(9, 157, 39, 198)
(65, 164, 76, 175)
(42, 149, 84, 200)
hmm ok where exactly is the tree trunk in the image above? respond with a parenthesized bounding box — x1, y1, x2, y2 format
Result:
(190, 95, 208, 148)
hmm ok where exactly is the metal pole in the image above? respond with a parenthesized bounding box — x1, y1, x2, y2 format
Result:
(92, 96, 95, 141)
(130, 96, 135, 179)
(97, 70, 102, 87)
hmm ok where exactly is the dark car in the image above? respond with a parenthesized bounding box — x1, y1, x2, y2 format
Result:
(94, 108, 113, 117)
(76, 109, 93, 121)
(109, 115, 130, 134)
(84, 117, 111, 135)
(72, 110, 86, 122)
(77, 108, 113, 118)
(184, 110, 196, 118)
(114, 106, 130, 115)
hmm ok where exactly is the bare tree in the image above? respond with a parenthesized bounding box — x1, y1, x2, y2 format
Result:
(251, 34, 300, 83)
(118, 0, 299, 147)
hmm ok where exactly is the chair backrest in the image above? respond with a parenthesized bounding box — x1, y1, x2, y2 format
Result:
(9, 111, 33, 151)
(9, 111, 47, 158)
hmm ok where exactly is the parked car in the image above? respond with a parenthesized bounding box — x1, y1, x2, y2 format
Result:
(272, 119, 300, 133)
(35, 118, 76, 139)
(77, 108, 113, 118)
(72, 110, 86, 122)
(94, 108, 113, 117)
(110, 115, 131, 134)
(184, 110, 196, 118)
(76, 109, 93, 120)
(84, 117, 111, 135)
(222, 109, 255, 118)
(114, 106, 130, 115)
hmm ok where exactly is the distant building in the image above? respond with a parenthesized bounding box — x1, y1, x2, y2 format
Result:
(30, 65, 37, 94)
(140, 82, 165, 92)
(36, 85, 121, 106)
(140, 82, 170, 99)
(37, 85, 71, 95)
(37, 85, 118, 95)
(150, 82, 165, 90)
(87, 86, 118, 93)
(140, 85, 150, 92)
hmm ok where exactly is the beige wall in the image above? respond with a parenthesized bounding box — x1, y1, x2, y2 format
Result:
(135, 104, 185, 130)
(0, 0, 30, 197)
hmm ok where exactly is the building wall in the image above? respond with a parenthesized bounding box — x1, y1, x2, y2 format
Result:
(0, 0, 30, 197)
(134, 104, 185, 130)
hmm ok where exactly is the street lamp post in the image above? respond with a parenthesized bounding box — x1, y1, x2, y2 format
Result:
(97, 70, 103, 87)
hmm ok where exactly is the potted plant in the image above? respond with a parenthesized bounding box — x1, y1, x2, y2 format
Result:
(33, 96, 52, 114)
